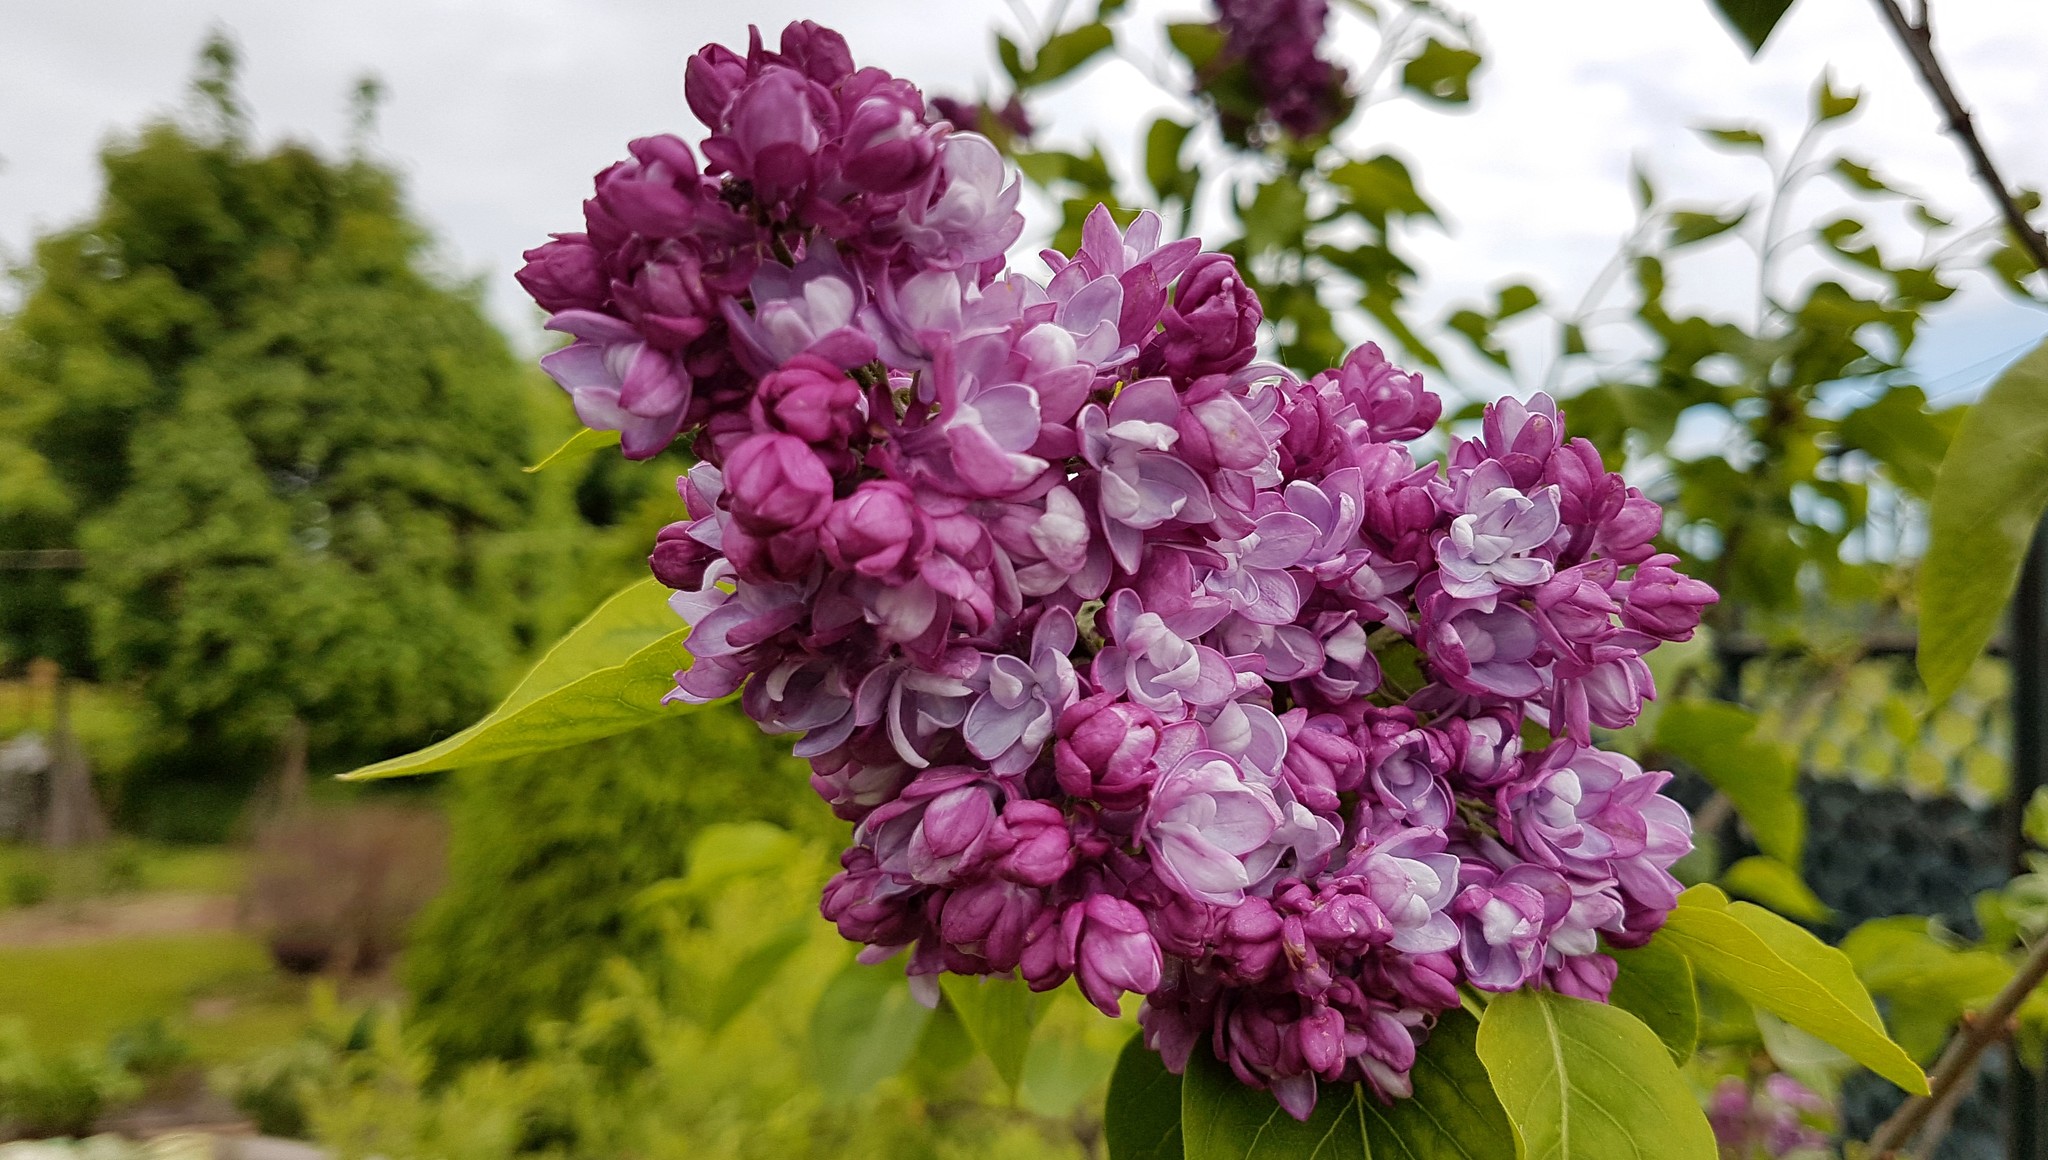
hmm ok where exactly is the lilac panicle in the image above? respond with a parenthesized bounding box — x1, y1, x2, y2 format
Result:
(517, 20, 1715, 1124)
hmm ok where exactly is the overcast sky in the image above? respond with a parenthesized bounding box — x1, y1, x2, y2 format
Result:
(3, 0, 2043, 398)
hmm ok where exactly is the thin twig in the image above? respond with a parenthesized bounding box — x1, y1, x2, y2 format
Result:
(1910, 1036, 1989, 1158)
(1868, 0, 2048, 275)
(1866, 933, 2048, 1156)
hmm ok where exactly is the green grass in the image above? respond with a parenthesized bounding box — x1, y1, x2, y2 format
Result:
(0, 842, 246, 910)
(0, 932, 306, 1060)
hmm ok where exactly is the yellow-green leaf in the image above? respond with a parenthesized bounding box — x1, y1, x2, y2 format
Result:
(1659, 885, 1928, 1093)
(340, 578, 696, 778)
(1609, 939, 1700, 1063)
(939, 973, 1047, 1098)
(1919, 338, 2048, 704)
(1476, 989, 1715, 1160)
(524, 425, 620, 472)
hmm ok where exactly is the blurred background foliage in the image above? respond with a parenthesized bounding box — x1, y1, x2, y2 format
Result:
(0, 0, 2043, 1156)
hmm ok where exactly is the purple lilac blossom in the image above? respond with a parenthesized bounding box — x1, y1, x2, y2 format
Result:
(517, 20, 1717, 1122)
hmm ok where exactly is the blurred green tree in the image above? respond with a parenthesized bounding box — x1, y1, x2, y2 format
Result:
(402, 704, 837, 1070)
(0, 33, 555, 821)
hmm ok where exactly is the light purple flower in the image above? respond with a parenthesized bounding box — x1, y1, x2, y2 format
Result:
(1093, 589, 1237, 716)
(539, 311, 693, 459)
(1436, 461, 1562, 599)
(896, 134, 1023, 268)
(1452, 863, 1569, 991)
(1142, 745, 1285, 906)
(1079, 379, 1217, 570)
(964, 609, 1079, 775)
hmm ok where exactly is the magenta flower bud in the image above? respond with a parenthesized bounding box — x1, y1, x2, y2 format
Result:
(724, 433, 834, 538)
(1144, 252, 1261, 379)
(1439, 711, 1522, 788)
(839, 74, 939, 194)
(860, 768, 1003, 886)
(937, 878, 1043, 971)
(1277, 710, 1359, 812)
(1545, 952, 1617, 1001)
(684, 43, 748, 130)
(516, 234, 607, 314)
(703, 67, 829, 205)
(775, 20, 856, 86)
(1621, 553, 1717, 641)
(1320, 342, 1441, 443)
(1479, 393, 1564, 486)
(1217, 895, 1285, 981)
(820, 847, 920, 949)
(1063, 894, 1163, 1016)
(649, 519, 720, 591)
(1053, 693, 1163, 809)
(995, 800, 1073, 887)
(750, 354, 863, 448)
(821, 480, 931, 583)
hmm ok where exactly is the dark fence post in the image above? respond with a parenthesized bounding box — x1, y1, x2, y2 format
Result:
(2009, 520, 2048, 1160)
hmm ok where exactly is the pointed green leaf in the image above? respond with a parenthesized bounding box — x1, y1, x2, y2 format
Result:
(340, 578, 697, 778)
(1476, 989, 1716, 1160)
(1022, 23, 1115, 88)
(1183, 1044, 1359, 1160)
(1020, 1012, 1126, 1118)
(1919, 338, 2048, 704)
(1146, 118, 1195, 204)
(1654, 700, 1803, 864)
(1709, 0, 1799, 55)
(701, 919, 811, 1033)
(1363, 1008, 1516, 1159)
(1181, 1009, 1512, 1160)
(523, 425, 620, 472)
(1659, 885, 1929, 1093)
(1400, 39, 1482, 105)
(1698, 126, 1766, 151)
(939, 973, 1047, 1096)
(808, 958, 935, 1102)
(1722, 854, 1832, 922)
(1609, 939, 1700, 1063)
(1667, 207, 1749, 248)
(1106, 1035, 1186, 1160)
(1816, 75, 1861, 120)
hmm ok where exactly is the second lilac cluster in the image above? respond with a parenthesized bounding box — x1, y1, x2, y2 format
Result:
(1204, 0, 1353, 141)
(518, 22, 1716, 1120)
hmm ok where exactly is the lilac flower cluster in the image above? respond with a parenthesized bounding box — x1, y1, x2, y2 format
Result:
(519, 22, 1717, 1120)
(1204, 0, 1353, 141)
(1709, 1075, 1833, 1158)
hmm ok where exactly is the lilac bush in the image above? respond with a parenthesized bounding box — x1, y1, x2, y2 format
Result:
(518, 21, 1717, 1120)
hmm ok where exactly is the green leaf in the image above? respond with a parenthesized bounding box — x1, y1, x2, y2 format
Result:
(339, 578, 695, 779)
(1400, 39, 1481, 104)
(1709, 0, 1799, 55)
(701, 918, 811, 1033)
(1021, 1013, 1126, 1118)
(1495, 284, 1540, 320)
(1836, 385, 1957, 497)
(1329, 155, 1435, 230)
(808, 958, 935, 1102)
(1475, 989, 1715, 1160)
(938, 973, 1047, 1097)
(1166, 22, 1227, 72)
(1659, 885, 1929, 1093)
(1106, 1035, 1185, 1160)
(1654, 700, 1803, 864)
(1816, 74, 1861, 120)
(1842, 916, 2013, 1061)
(1181, 1009, 1513, 1160)
(523, 426, 620, 473)
(997, 34, 1027, 86)
(1668, 207, 1749, 248)
(1609, 939, 1700, 1063)
(1698, 126, 1767, 151)
(1097, 0, 1130, 16)
(1362, 1008, 1516, 1159)
(1023, 23, 1115, 88)
(1146, 118, 1196, 204)
(1722, 855, 1832, 922)
(1919, 338, 2048, 704)
(1833, 158, 1894, 194)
